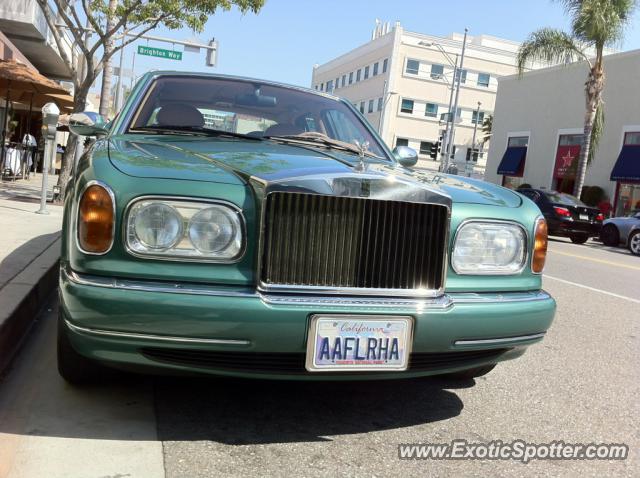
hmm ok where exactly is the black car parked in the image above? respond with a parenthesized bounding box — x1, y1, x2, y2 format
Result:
(518, 189, 604, 244)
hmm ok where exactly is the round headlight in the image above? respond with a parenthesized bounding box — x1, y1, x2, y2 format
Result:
(188, 206, 239, 253)
(133, 203, 183, 249)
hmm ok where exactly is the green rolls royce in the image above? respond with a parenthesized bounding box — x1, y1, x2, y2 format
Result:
(59, 72, 555, 383)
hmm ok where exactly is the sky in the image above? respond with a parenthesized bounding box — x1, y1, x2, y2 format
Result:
(113, 0, 640, 90)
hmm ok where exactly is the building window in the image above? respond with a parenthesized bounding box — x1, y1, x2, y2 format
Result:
(326, 80, 333, 92)
(383, 58, 388, 73)
(477, 73, 490, 87)
(377, 97, 383, 111)
(364, 66, 370, 79)
(472, 110, 485, 125)
(406, 59, 419, 75)
(508, 136, 529, 147)
(341, 75, 346, 87)
(625, 131, 640, 145)
(425, 103, 438, 118)
(356, 69, 361, 81)
(359, 101, 365, 113)
(320, 83, 324, 91)
(368, 99, 374, 113)
(456, 69, 467, 84)
(396, 138, 409, 147)
(400, 99, 414, 114)
(373, 62, 379, 76)
(348, 72, 353, 84)
(430, 64, 444, 79)
(466, 147, 481, 162)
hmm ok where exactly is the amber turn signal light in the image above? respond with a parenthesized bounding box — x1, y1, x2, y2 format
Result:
(531, 217, 548, 274)
(78, 183, 115, 254)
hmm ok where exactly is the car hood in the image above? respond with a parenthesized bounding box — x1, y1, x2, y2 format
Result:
(108, 135, 521, 207)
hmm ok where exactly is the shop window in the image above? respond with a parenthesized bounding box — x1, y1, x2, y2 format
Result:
(396, 138, 409, 147)
(554, 134, 582, 194)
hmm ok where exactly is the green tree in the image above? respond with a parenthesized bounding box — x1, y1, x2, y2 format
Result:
(516, 0, 636, 198)
(481, 114, 492, 144)
(35, 0, 265, 198)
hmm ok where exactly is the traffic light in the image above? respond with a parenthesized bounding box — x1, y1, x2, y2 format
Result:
(430, 138, 442, 160)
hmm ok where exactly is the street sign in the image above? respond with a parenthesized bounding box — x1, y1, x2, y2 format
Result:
(137, 45, 182, 61)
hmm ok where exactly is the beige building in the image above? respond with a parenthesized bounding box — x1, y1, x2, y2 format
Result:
(485, 49, 640, 217)
(311, 22, 543, 171)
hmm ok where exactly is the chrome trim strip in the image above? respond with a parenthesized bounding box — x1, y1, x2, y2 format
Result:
(454, 332, 546, 346)
(62, 266, 553, 308)
(64, 319, 251, 345)
(76, 180, 116, 256)
(451, 218, 529, 276)
(262, 294, 454, 309)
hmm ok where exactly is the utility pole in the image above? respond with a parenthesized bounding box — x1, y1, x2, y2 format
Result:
(441, 53, 459, 165)
(443, 28, 468, 174)
(115, 26, 127, 112)
(99, 0, 117, 117)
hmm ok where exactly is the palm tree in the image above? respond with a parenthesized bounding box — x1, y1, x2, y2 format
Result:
(516, 0, 636, 198)
(481, 114, 493, 144)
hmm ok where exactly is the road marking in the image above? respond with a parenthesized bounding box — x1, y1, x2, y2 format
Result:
(544, 274, 640, 304)
(547, 249, 640, 271)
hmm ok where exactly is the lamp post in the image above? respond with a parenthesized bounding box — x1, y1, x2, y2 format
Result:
(36, 103, 59, 215)
(378, 79, 397, 139)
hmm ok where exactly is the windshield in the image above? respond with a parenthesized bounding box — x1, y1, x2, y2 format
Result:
(128, 76, 387, 158)
(545, 191, 587, 207)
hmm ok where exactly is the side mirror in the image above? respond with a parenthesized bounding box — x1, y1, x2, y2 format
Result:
(392, 145, 418, 167)
(69, 112, 109, 137)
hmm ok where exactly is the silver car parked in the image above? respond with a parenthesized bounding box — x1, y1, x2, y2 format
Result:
(600, 211, 640, 255)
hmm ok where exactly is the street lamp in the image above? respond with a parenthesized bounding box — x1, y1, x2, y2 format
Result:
(469, 101, 482, 177)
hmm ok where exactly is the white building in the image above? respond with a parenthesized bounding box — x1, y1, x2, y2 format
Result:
(485, 49, 640, 217)
(311, 22, 544, 171)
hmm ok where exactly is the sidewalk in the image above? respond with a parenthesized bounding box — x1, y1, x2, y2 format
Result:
(0, 174, 62, 374)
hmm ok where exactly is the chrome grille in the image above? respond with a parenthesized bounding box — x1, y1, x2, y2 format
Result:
(261, 192, 449, 293)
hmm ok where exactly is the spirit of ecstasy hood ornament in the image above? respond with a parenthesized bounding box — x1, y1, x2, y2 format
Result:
(353, 140, 369, 172)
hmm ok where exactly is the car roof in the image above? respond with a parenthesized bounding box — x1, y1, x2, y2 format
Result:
(140, 70, 342, 103)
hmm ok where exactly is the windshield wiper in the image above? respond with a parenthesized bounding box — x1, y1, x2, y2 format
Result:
(131, 125, 263, 141)
(265, 131, 382, 158)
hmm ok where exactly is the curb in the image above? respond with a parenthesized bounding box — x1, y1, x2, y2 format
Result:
(0, 238, 60, 375)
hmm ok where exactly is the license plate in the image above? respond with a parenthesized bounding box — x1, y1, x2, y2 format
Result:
(579, 214, 589, 220)
(305, 315, 413, 372)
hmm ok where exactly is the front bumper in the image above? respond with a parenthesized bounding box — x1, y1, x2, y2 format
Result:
(60, 266, 556, 380)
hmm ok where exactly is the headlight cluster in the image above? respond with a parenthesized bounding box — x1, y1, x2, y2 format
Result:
(452, 221, 526, 275)
(126, 198, 243, 261)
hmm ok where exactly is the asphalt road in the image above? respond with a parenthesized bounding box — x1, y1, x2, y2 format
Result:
(1, 239, 638, 478)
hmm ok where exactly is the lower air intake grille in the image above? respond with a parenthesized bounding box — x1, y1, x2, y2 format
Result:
(141, 348, 509, 374)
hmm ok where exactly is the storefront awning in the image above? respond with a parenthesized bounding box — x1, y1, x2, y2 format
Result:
(497, 146, 527, 175)
(610, 145, 640, 182)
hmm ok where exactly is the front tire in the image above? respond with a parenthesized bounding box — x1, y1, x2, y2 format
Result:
(628, 230, 640, 256)
(441, 364, 497, 380)
(57, 313, 103, 384)
(600, 224, 619, 246)
(570, 234, 589, 244)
